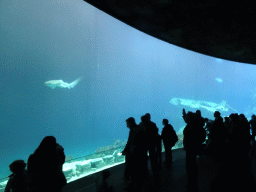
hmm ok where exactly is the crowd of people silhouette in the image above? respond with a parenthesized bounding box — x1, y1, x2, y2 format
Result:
(121, 110, 256, 192)
(4, 110, 256, 192)
(121, 113, 178, 192)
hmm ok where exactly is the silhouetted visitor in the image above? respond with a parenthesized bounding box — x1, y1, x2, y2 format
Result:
(27, 136, 67, 192)
(143, 113, 159, 177)
(224, 116, 231, 136)
(212, 111, 224, 140)
(195, 110, 205, 128)
(182, 109, 201, 192)
(249, 115, 256, 142)
(122, 117, 147, 191)
(138, 115, 150, 174)
(227, 113, 240, 158)
(122, 117, 138, 181)
(95, 169, 113, 192)
(161, 119, 178, 166)
(4, 160, 28, 192)
(204, 111, 225, 158)
(195, 110, 206, 156)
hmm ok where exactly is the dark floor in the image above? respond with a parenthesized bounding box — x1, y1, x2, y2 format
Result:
(68, 148, 256, 192)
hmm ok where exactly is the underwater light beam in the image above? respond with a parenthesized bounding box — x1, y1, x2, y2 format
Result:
(44, 77, 82, 89)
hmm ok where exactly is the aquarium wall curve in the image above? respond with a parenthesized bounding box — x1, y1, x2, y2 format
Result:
(1, 0, 256, 181)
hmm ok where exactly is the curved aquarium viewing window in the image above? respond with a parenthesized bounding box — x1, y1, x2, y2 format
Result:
(1, 0, 256, 189)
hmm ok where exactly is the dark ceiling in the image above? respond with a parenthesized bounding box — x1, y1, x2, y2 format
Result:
(83, 0, 256, 65)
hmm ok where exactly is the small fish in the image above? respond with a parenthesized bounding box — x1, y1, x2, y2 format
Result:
(215, 78, 223, 83)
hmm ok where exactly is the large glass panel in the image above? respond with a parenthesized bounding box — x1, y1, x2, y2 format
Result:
(1, 0, 256, 189)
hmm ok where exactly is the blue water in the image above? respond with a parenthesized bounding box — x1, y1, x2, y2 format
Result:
(1, 0, 256, 179)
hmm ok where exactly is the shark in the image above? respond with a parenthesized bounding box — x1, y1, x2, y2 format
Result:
(44, 77, 82, 89)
